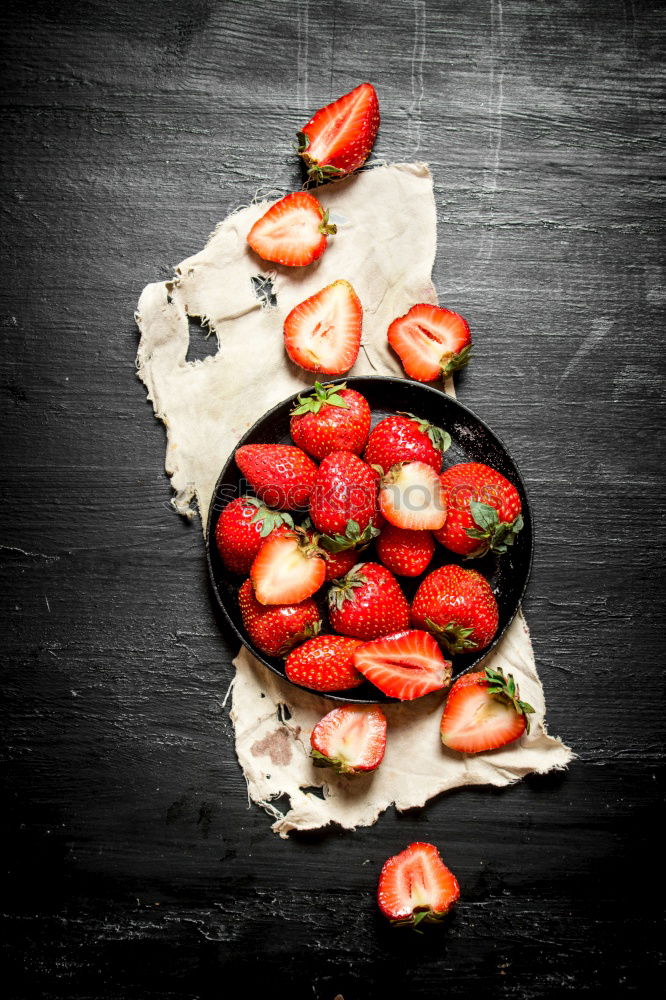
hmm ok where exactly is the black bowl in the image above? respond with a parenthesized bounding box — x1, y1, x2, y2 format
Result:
(205, 376, 533, 703)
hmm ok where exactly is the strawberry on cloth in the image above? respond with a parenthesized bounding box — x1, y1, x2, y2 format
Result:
(136, 162, 572, 838)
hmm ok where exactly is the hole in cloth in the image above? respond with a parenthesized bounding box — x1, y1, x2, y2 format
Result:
(301, 785, 326, 800)
(251, 273, 277, 308)
(277, 703, 292, 723)
(185, 316, 218, 363)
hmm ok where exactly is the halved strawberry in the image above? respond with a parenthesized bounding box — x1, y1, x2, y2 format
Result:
(377, 842, 460, 926)
(376, 524, 435, 577)
(250, 528, 325, 605)
(284, 280, 363, 375)
(352, 630, 451, 701)
(388, 304, 472, 382)
(246, 191, 336, 267)
(379, 461, 447, 531)
(235, 444, 317, 511)
(440, 666, 535, 754)
(285, 634, 364, 692)
(298, 83, 380, 182)
(311, 704, 387, 774)
(238, 579, 321, 657)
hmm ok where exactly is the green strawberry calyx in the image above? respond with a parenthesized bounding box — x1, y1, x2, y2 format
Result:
(318, 518, 380, 553)
(297, 132, 347, 184)
(318, 208, 337, 237)
(466, 501, 524, 557)
(399, 412, 452, 454)
(440, 344, 472, 378)
(328, 564, 368, 610)
(485, 666, 535, 732)
(425, 617, 477, 655)
(246, 497, 294, 537)
(311, 748, 358, 775)
(291, 381, 349, 416)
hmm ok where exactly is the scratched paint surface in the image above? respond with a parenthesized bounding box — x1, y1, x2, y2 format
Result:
(1, 0, 664, 997)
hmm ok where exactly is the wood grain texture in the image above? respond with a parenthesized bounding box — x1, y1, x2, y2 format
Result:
(1, 0, 664, 996)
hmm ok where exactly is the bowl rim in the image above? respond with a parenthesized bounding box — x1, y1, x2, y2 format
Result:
(205, 375, 534, 703)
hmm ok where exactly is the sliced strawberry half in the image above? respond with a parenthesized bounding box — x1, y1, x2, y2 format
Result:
(250, 529, 325, 605)
(298, 83, 380, 182)
(440, 666, 535, 754)
(378, 842, 460, 926)
(284, 280, 363, 375)
(388, 304, 472, 382)
(311, 704, 387, 774)
(352, 630, 451, 701)
(247, 191, 336, 267)
(379, 461, 447, 531)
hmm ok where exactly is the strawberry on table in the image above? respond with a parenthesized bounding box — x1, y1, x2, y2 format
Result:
(364, 413, 450, 474)
(353, 630, 451, 701)
(311, 704, 387, 774)
(411, 564, 499, 654)
(440, 666, 535, 754)
(388, 304, 472, 383)
(377, 843, 460, 926)
(328, 562, 410, 641)
(284, 280, 363, 375)
(246, 191, 336, 267)
(310, 451, 380, 543)
(238, 579, 321, 658)
(285, 634, 364, 692)
(376, 524, 435, 577)
(214, 496, 294, 575)
(435, 462, 524, 558)
(298, 82, 380, 183)
(250, 528, 325, 605)
(235, 443, 317, 511)
(379, 461, 447, 531)
(290, 381, 371, 459)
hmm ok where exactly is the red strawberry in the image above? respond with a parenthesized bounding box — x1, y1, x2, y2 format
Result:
(376, 524, 435, 577)
(246, 191, 336, 267)
(235, 444, 317, 511)
(435, 463, 524, 558)
(284, 280, 363, 375)
(378, 843, 460, 926)
(328, 562, 410, 641)
(353, 630, 451, 701)
(298, 82, 380, 182)
(388, 304, 472, 382)
(285, 635, 364, 692)
(364, 414, 450, 474)
(290, 381, 371, 459)
(411, 565, 499, 654)
(440, 666, 535, 753)
(310, 451, 380, 543)
(379, 461, 447, 531)
(322, 547, 359, 582)
(311, 704, 387, 774)
(215, 497, 294, 575)
(250, 528, 325, 605)
(238, 579, 321, 657)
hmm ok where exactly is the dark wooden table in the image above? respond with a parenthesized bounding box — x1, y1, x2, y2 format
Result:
(2, 2, 664, 996)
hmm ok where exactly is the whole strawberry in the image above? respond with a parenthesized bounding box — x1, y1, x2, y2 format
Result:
(411, 564, 499, 654)
(235, 443, 317, 511)
(238, 579, 321, 658)
(435, 463, 523, 558)
(285, 635, 364, 692)
(310, 451, 380, 544)
(364, 413, 450, 473)
(290, 382, 371, 460)
(215, 496, 294, 575)
(328, 562, 410, 641)
(376, 524, 435, 577)
(322, 547, 359, 582)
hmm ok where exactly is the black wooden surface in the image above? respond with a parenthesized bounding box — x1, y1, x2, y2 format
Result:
(1, 1, 664, 997)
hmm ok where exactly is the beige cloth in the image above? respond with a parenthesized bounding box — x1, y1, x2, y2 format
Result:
(135, 162, 572, 837)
